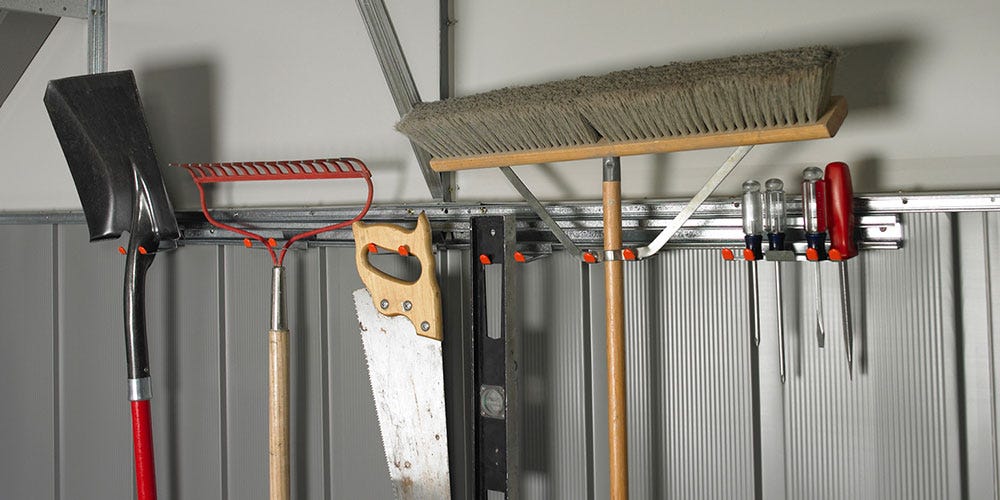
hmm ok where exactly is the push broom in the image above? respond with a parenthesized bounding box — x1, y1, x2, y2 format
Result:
(177, 158, 373, 500)
(394, 45, 845, 498)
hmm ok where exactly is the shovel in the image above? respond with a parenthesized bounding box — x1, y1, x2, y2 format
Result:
(44, 70, 179, 500)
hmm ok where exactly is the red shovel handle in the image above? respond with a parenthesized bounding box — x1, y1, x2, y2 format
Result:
(825, 161, 857, 260)
(130, 400, 158, 500)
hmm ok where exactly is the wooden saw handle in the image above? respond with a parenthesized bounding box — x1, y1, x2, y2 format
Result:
(352, 212, 442, 341)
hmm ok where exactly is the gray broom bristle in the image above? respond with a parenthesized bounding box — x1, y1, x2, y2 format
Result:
(396, 46, 841, 158)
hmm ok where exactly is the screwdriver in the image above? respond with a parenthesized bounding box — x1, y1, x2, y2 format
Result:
(825, 162, 857, 378)
(763, 178, 788, 383)
(802, 166, 828, 348)
(742, 180, 764, 347)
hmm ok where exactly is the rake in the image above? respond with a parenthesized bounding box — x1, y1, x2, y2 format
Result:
(177, 157, 373, 500)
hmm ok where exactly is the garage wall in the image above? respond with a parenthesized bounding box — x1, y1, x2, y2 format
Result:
(1, 212, 997, 499)
(1, 0, 999, 211)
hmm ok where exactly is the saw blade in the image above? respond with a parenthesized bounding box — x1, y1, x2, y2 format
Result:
(354, 288, 451, 499)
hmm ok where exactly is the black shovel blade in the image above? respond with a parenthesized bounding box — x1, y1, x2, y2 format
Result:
(44, 70, 179, 243)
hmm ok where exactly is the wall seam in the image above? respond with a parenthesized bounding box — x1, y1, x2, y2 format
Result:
(580, 262, 595, 500)
(52, 224, 60, 500)
(217, 246, 228, 499)
(319, 248, 331, 500)
(983, 214, 1000, 498)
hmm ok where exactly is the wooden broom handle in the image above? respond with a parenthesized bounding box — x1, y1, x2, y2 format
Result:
(603, 157, 629, 499)
(269, 328, 290, 500)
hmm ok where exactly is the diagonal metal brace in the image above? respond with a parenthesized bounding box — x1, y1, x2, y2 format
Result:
(635, 145, 753, 259)
(499, 166, 584, 258)
(500, 145, 753, 262)
(356, 0, 449, 200)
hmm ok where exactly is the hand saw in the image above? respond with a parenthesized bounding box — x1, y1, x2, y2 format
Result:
(352, 212, 451, 499)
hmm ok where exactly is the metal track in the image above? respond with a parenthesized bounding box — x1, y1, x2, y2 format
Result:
(5, 192, 1000, 251)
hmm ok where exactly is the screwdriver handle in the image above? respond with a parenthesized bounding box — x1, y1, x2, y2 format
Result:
(825, 162, 857, 261)
(742, 180, 764, 260)
(802, 167, 828, 261)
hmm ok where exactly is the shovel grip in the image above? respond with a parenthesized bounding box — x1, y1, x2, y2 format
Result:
(352, 212, 442, 341)
(269, 328, 290, 500)
(130, 400, 157, 500)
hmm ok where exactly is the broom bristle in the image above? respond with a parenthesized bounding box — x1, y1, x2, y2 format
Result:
(396, 46, 841, 158)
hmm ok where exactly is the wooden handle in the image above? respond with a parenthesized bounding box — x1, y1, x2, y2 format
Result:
(429, 96, 847, 172)
(269, 328, 290, 500)
(604, 179, 629, 499)
(352, 212, 443, 340)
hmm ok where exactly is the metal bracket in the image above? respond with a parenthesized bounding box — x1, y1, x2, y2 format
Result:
(635, 145, 753, 258)
(500, 146, 753, 262)
(355, 0, 452, 200)
(86, 0, 105, 74)
(499, 166, 583, 258)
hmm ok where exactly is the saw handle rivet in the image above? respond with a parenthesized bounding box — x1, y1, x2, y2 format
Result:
(403, 300, 413, 311)
(421, 321, 430, 331)
(380, 299, 389, 310)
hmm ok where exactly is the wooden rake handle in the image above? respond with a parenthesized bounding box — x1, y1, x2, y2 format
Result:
(269, 328, 290, 500)
(268, 266, 290, 500)
(352, 212, 442, 341)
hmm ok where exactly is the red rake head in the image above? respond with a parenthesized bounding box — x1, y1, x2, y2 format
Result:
(175, 158, 373, 266)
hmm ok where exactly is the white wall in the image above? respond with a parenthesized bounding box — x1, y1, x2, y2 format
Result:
(1, 0, 998, 211)
(0, 0, 440, 211)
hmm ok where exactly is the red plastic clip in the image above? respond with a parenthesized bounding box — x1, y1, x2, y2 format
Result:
(138, 246, 148, 255)
(806, 248, 819, 261)
(267, 238, 277, 248)
(828, 248, 844, 261)
(622, 248, 636, 261)
(513, 251, 526, 263)
(742, 248, 756, 261)
(721, 248, 735, 261)
(367, 243, 378, 254)
(398, 245, 410, 257)
(243, 238, 252, 248)
(582, 252, 597, 264)
(118, 246, 127, 255)
(479, 254, 492, 265)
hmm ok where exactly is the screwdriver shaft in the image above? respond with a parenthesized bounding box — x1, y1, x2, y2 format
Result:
(748, 261, 761, 346)
(775, 263, 786, 383)
(838, 262, 854, 377)
(813, 264, 826, 348)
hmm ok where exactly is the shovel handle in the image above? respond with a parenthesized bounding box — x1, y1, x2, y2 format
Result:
(130, 400, 157, 500)
(352, 212, 442, 341)
(269, 328, 290, 500)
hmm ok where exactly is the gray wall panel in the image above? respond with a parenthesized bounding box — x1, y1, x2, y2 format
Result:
(57, 224, 133, 499)
(640, 250, 754, 500)
(519, 252, 591, 500)
(145, 245, 223, 499)
(222, 247, 271, 499)
(284, 249, 326, 500)
(0, 225, 55, 500)
(325, 247, 394, 500)
(5, 207, 1000, 499)
(784, 213, 960, 499)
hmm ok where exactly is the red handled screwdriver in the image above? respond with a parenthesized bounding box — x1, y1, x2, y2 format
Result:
(802, 166, 828, 348)
(825, 162, 857, 378)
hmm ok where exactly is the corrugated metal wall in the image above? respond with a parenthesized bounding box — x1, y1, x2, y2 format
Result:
(1, 212, 997, 499)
